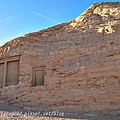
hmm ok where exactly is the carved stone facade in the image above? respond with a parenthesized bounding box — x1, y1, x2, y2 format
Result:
(0, 2, 120, 114)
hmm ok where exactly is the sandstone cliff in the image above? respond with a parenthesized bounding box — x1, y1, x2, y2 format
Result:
(0, 2, 120, 114)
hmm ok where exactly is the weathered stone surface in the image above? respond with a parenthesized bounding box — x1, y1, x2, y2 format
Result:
(0, 2, 120, 114)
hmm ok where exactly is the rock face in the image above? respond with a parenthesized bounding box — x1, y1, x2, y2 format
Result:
(0, 2, 120, 114)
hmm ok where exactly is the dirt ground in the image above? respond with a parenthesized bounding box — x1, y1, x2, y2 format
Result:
(0, 101, 120, 120)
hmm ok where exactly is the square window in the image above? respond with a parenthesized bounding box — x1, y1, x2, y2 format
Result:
(32, 66, 45, 86)
(0, 63, 4, 88)
(6, 60, 19, 85)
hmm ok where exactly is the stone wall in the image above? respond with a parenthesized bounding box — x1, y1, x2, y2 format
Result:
(0, 2, 120, 114)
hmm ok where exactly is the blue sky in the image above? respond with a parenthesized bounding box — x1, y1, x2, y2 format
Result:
(0, 0, 119, 46)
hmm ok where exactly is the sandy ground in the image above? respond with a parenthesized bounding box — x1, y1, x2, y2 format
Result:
(0, 101, 120, 120)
